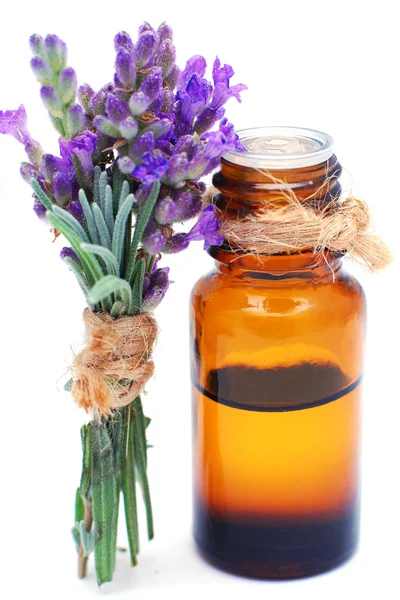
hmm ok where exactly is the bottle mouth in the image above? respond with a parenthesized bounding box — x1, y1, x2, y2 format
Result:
(223, 126, 334, 170)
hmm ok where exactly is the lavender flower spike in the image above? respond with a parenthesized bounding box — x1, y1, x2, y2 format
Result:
(142, 267, 170, 311)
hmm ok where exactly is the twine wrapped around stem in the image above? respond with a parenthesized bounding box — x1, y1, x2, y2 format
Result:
(71, 308, 158, 417)
(206, 184, 393, 272)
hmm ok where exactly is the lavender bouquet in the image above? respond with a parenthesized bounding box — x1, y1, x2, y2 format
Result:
(0, 23, 246, 585)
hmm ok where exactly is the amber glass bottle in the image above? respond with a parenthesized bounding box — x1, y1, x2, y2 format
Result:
(190, 127, 366, 579)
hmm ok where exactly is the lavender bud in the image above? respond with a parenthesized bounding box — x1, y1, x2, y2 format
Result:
(78, 84, 94, 116)
(139, 22, 156, 36)
(160, 88, 174, 113)
(156, 39, 176, 78)
(20, 162, 40, 184)
(68, 201, 85, 223)
(129, 92, 149, 116)
(93, 115, 121, 138)
(119, 116, 138, 141)
(66, 104, 85, 137)
(142, 117, 172, 140)
(40, 86, 64, 118)
(163, 153, 189, 187)
(44, 34, 67, 72)
(118, 156, 135, 174)
(134, 30, 157, 68)
(142, 267, 170, 311)
(166, 64, 181, 90)
(186, 153, 208, 179)
(154, 196, 178, 224)
(53, 172, 72, 206)
(60, 246, 79, 262)
(114, 31, 134, 52)
(115, 47, 136, 89)
(129, 131, 155, 161)
(33, 198, 48, 220)
(157, 23, 173, 44)
(106, 94, 130, 125)
(142, 221, 167, 254)
(29, 34, 45, 56)
(59, 67, 77, 104)
(30, 56, 52, 85)
(91, 84, 113, 116)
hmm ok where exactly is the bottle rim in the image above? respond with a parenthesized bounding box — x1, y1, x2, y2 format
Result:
(223, 126, 334, 170)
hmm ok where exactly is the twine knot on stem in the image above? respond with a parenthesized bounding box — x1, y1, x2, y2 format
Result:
(71, 308, 158, 417)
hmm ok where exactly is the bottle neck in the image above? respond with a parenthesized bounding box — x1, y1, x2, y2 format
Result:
(209, 246, 342, 283)
(211, 154, 343, 268)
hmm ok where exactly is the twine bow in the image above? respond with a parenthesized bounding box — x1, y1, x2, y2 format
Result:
(210, 186, 392, 272)
(71, 308, 158, 417)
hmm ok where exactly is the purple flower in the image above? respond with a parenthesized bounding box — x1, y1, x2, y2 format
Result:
(106, 94, 130, 125)
(179, 55, 207, 90)
(129, 131, 155, 161)
(187, 205, 223, 249)
(142, 266, 170, 311)
(162, 153, 188, 187)
(119, 116, 139, 140)
(60, 246, 79, 262)
(141, 117, 173, 141)
(133, 29, 157, 68)
(67, 131, 97, 186)
(58, 67, 77, 104)
(154, 196, 178, 224)
(33, 197, 47, 220)
(0, 105, 43, 166)
(157, 23, 173, 44)
(129, 68, 163, 116)
(30, 56, 51, 85)
(115, 47, 136, 89)
(29, 34, 44, 56)
(78, 84, 95, 116)
(40, 86, 63, 118)
(142, 220, 167, 254)
(68, 200, 85, 223)
(114, 31, 134, 52)
(53, 172, 72, 205)
(43, 34, 67, 71)
(155, 39, 176, 78)
(132, 150, 168, 184)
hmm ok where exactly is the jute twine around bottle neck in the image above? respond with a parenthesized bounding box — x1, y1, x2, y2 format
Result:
(205, 183, 393, 272)
(71, 308, 158, 418)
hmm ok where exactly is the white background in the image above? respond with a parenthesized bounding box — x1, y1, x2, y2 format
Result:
(0, 1, 399, 598)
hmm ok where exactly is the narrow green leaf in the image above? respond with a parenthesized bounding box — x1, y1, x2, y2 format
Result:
(99, 171, 108, 213)
(79, 520, 98, 556)
(92, 203, 112, 250)
(119, 180, 130, 209)
(31, 178, 53, 211)
(47, 211, 104, 290)
(93, 166, 101, 206)
(80, 424, 92, 502)
(79, 189, 100, 245)
(80, 243, 119, 276)
(63, 256, 89, 295)
(110, 300, 124, 318)
(111, 193, 135, 272)
(91, 422, 119, 586)
(122, 404, 139, 565)
(52, 205, 90, 243)
(87, 275, 132, 313)
(112, 166, 124, 216)
(131, 258, 146, 315)
(104, 185, 114, 236)
(126, 181, 160, 284)
(133, 397, 154, 540)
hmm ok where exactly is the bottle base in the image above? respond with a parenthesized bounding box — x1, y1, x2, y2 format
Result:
(193, 502, 359, 580)
(195, 538, 357, 580)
